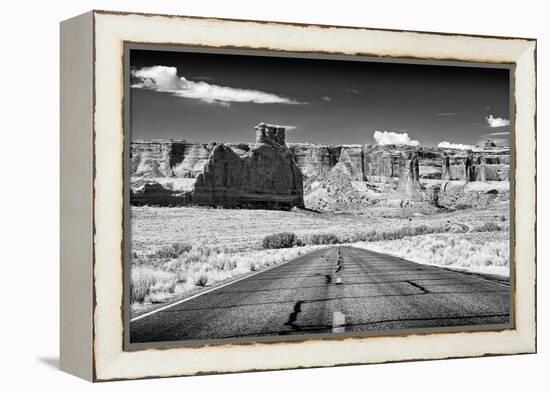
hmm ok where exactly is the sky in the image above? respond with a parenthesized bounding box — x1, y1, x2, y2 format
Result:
(130, 49, 511, 147)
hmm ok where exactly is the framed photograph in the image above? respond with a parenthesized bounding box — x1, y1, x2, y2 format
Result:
(60, 10, 537, 381)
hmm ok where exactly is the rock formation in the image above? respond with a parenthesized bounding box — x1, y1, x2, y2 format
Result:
(130, 129, 510, 209)
(465, 151, 474, 182)
(441, 152, 450, 180)
(192, 128, 303, 209)
(255, 122, 286, 145)
(398, 152, 423, 200)
(288, 144, 342, 179)
(132, 124, 303, 209)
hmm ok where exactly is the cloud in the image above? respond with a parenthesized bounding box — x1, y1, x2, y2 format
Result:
(321, 96, 332, 102)
(435, 112, 457, 116)
(484, 131, 510, 136)
(131, 66, 304, 106)
(373, 131, 419, 146)
(486, 114, 510, 128)
(437, 141, 473, 150)
(280, 125, 297, 130)
(346, 88, 361, 94)
(489, 138, 510, 146)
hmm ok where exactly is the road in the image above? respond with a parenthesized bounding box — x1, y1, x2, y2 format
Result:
(130, 246, 510, 343)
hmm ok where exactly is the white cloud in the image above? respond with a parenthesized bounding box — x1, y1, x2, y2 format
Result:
(321, 96, 332, 102)
(131, 66, 303, 106)
(486, 114, 510, 128)
(485, 131, 510, 136)
(437, 141, 473, 150)
(373, 131, 419, 146)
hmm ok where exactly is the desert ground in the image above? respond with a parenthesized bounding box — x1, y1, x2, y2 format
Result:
(130, 201, 509, 315)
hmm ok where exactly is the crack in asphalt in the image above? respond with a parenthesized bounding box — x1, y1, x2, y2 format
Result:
(283, 249, 344, 334)
(283, 300, 304, 332)
(406, 280, 430, 293)
(132, 246, 511, 341)
(223, 312, 512, 339)
(159, 289, 509, 313)
(335, 247, 343, 273)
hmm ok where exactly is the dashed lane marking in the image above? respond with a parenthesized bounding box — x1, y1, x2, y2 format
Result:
(332, 311, 346, 333)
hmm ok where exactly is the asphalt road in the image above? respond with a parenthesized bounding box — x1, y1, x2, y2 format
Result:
(130, 246, 510, 343)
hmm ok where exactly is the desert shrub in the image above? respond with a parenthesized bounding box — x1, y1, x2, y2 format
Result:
(152, 242, 192, 259)
(306, 232, 340, 245)
(341, 222, 465, 246)
(262, 232, 302, 249)
(175, 267, 190, 283)
(358, 230, 379, 242)
(471, 222, 502, 232)
(149, 280, 176, 295)
(209, 252, 237, 271)
(130, 251, 150, 266)
(394, 225, 421, 238)
(454, 203, 472, 210)
(345, 232, 362, 243)
(131, 266, 176, 303)
(148, 292, 173, 303)
(193, 272, 209, 286)
(358, 225, 421, 243)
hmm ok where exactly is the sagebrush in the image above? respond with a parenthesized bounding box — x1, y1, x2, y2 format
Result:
(260, 222, 481, 250)
(262, 232, 302, 249)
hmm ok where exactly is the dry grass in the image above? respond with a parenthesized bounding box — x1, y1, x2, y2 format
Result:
(151, 242, 192, 259)
(131, 202, 509, 253)
(261, 220, 504, 249)
(354, 231, 510, 277)
(131, 266, 176, 303)
(130, 242, 322, 310)
(470, 221, 504, 232)
(130, 202, 510, 312)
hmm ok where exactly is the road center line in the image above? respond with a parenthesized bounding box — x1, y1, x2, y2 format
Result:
(332, 311, 346, 333)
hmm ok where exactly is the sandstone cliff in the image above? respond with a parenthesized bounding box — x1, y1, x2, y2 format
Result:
(130, 125, 510, 210)
(132, 124, 303, 209)
(192, 139, 303, 209)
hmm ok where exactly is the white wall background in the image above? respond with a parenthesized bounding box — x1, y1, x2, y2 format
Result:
(1, 0, 546, 391)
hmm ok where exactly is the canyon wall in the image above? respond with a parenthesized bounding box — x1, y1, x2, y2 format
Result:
(132, 140, 510, 185)
(287, 143, 510, 183)
(130, 125, 509, 209)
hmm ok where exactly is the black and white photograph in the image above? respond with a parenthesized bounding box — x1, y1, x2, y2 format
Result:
(127, 48, 512, 345)
(2, 0, 545, 387)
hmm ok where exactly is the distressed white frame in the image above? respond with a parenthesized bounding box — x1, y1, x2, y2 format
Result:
(61, 10, 536, 381)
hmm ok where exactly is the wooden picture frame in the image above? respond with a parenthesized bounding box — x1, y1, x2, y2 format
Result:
(60, 10, 536, 381)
